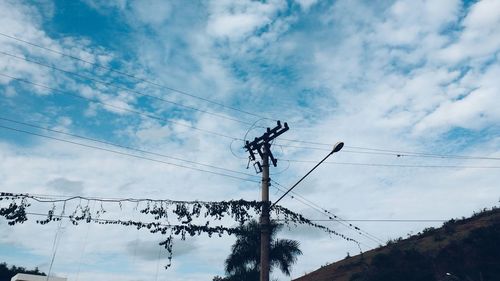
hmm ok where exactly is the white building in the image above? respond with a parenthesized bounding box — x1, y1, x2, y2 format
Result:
(10, 273, 67, 281)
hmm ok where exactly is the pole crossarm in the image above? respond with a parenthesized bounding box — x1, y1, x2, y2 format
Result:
(245, 121, 289, 169)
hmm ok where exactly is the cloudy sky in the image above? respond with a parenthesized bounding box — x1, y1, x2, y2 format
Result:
(0, 0, 499, 280)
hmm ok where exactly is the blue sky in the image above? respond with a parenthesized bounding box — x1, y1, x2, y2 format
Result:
(0, 0, 499, 280)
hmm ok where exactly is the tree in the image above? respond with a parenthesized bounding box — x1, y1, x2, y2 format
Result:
(0, 262, 45, 281)
(218, 219, 302, 281)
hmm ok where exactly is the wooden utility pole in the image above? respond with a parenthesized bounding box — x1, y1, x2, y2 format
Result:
(260, 146, 270, 281)
(244, 121, 289, 281)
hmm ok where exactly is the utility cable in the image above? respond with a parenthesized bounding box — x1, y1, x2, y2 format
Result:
(45, 202, 66, 281)
(278, 139, 500, 161)
(230, 143, 500, 169)
(24, 212, 176, 228)
(0, 125, 259, 183)
(0, 50, 257, 126)
(233, 139, 500, 162)
(271, 180, 385, 244)
(281, 159, 500, 169)
(308, 219, 449, 222)
(0, 32, 272, 120)
(3, 34, 496, 162)
(0, 116, 258, 178)
(270, 180, 384, 245)
(154, 240, 162, 281)
(0, 73, 242, 141)
(74, 201, 94, 281)
(1, 192, 258, 206)
(11, 193, 364, 248)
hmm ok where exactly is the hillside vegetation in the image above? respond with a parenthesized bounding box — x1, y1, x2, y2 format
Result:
(294, 207, 500, 281)
(0, 262, 46, 280)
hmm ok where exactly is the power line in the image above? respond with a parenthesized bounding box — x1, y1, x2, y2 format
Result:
(308, 219, 449, 222)
(0, 125, 259, 183)
(0, 32, 272, 120)
(281, 159, 500, 169)
(8, 193, 361, 245)
(6, 191, 259, 205)
(5, 192, 215, 204)
(278, 139, 500, 161)
(0, 50, 256, 127)
(2, 34, 497, 163)
(0, 72, 242, 141)
(270, 180, 384, 245)
(0, 116, 259, 178)
(25, 212, 179, 227)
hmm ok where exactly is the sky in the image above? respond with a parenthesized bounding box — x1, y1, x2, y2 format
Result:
(0, 0, 499, 280)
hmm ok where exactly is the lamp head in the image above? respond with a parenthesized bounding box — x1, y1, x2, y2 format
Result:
(331, 142, 344, 154)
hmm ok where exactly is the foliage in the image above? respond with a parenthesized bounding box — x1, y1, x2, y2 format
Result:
(0, 192, 353, 270)
(349, 212, 500, 281)
(367, 248, 435, 281)
(219, 219, 302, 281)
(213, 268, 259, 281)
(0, 262, 45, 280)
(435, 221, 500, 280)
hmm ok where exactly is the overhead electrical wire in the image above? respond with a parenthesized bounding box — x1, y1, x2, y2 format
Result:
(0, 116, 259, 178)
(1, 34, 496, 162)
(0, 32, 272, 120)
(308, 219, 449, 222)
(17, 193, 360, 240)
(229, 141, 500, 169)
(280, 159, 500, 169)
(270, 180, 384, 245)
(45, 203, 65, 281)
(29, 212, 456, 225)
(0, 125, 259, 183)
(25, 212, 178, 228)
(278, 139, 500, 161)
(0, 50, 256, 126)
(2, 36, 496, 162)
(275, 143, 500, 160)
(20, 193, 207, 204)
(0, 73, 242, 141)
(7, 32, 492, 250)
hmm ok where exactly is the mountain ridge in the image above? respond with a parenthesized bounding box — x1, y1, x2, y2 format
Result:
(293, 207, 500, 281)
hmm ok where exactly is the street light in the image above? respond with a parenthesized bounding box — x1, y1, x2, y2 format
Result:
(332, 141, 344, 153)
(270, 141, 344, 208)
(446, 273, 461, 281)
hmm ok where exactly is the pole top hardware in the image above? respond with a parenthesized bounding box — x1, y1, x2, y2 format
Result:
(244, 121, 289, 171)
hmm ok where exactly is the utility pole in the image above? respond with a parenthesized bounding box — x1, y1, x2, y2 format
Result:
(244, 121, 289, 281)
(260, 146, 270, 281)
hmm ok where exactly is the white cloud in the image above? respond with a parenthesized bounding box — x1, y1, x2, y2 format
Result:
(294, 0, 318, 11)
(413, 63, 500, 134)
(130, 0, 171, 25)
(438, 0, 500, 63)
(209, 13, 268, 39)
(207, 0, 288, 41)
(1, 0, 500, 280)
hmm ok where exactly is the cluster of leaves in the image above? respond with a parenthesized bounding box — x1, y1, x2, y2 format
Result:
(0, 197, 29, 225)
(0, 192, 355, 269)
(222, 220, 303, 281)
(274, 206, 359, 243)
(0, 262, 45, 280)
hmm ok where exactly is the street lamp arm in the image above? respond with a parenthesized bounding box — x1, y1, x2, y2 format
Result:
(270, 142, 344, 208)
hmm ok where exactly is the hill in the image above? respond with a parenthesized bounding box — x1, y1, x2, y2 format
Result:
(293, 207, 500, 281)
